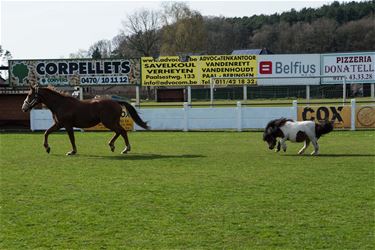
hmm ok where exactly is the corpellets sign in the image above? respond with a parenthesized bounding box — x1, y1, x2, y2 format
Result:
(257, 54, 320, 85)
(9, 59, 141, 86)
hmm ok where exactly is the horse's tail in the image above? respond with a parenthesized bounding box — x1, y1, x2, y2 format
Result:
(119, 101, 149, 130)
(315, 120, 334, 138)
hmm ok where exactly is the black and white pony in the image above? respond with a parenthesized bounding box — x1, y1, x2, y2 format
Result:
(263, 118, 333, 155)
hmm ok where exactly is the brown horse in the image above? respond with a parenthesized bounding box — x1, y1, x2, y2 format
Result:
(22, 85, 149, 155)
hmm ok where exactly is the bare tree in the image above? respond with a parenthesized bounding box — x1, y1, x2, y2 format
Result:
(69, 49, 90, 59)
(160, 2, 206, 55)
(336, 15, 375, 51)
(120, 9, 161, 57)
(88, 39, 113, 58)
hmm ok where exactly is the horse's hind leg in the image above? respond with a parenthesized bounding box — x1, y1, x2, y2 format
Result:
(120, 128, 131, 154)
(298, 139, 310, 155)
(113, 124, 131, 154)
(108, 133, 120, 152)
(103, 122, 130, 154)
(311, 139, 319, 155)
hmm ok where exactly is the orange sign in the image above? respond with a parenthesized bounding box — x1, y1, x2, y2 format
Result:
(298, 106, 351, 128)
(356, 106, 375, 128)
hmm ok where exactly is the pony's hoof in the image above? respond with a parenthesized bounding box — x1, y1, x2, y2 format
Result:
(311, 151, 319, 155)
(121, 147, 131, 154)
(46, 147, 51, 154)
(66, 151, 76, 156)
(109, 145, 115, 152)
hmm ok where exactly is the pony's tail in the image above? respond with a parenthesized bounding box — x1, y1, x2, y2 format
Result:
(315, 120, 334, 138)
(119, 101, 149, 130)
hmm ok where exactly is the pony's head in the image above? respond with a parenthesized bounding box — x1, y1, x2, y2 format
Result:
(263, 118, 293, 150)
(22, 84, 40, 112)
(263, 126, 278, 150)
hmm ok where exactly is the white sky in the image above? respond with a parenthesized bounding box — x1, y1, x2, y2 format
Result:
(1, 0, 339, 59)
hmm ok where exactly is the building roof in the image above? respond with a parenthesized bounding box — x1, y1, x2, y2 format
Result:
(231, 48, 273, 55)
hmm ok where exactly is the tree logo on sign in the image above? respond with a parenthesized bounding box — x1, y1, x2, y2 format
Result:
(12, 63, 29, 84)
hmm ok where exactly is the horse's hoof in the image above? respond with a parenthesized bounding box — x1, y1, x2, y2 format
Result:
(66, 151, 76, 156)
(109, 145, 115, 152)
(46, 147, 51, 154)
(121, 149, 128, 154)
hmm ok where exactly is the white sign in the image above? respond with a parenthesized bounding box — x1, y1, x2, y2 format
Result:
(321, 52, 375, 84)
(257, 54, 321, 85)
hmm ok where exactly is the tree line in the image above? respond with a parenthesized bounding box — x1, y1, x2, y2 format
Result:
(72, 1, 374, 59)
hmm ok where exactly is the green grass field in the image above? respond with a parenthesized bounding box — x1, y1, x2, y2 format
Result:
(1, 131, 374, 249)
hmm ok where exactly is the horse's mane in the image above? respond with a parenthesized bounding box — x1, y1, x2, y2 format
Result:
(263, 118, 294, 140)
(265, 118, 294, 130)
(41, 86, 76, 99)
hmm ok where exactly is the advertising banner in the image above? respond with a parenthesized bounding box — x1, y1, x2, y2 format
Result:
(9, 59, 141, 86)
(198, 55, 257, 85)
(141, 56, 199, 86)
(356, 105, 375, 128)
(258, 54, 321, 85)
(321, 52, 375, 84)
(141, 55, 257, 86)
(297, 105, 351, 128)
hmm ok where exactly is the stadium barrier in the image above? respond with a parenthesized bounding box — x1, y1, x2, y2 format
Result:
(29, 99, 374, 131)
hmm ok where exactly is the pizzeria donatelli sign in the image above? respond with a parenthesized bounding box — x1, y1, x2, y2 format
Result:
(9, 59, 141, 86)
(141, 55, 257, 86)
(321, 52, 375, 84)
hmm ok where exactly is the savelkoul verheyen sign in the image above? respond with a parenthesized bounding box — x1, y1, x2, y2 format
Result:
(9, 59, 141, 86)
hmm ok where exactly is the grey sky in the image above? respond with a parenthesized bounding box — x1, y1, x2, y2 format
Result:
(1, 0, 335, 59)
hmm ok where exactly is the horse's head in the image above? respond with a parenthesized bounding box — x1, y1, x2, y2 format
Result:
(263, 126, 277, 150)
(263, 118, 291, 150)
(22, 85, 40, 112)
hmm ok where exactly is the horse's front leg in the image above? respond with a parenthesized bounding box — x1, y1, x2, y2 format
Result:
(44, 123, 61, 153)
(65, 127, 77, 156)
(275, 141, 281, 152)
(280, 138, 287, 152)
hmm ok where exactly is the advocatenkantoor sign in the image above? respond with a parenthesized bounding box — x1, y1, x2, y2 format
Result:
(141, 55, 257, 86)
(9, 59, 141, 86)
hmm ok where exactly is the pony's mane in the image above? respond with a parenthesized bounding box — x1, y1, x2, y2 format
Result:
(265, 118, 294, 130)
(263, 118, 293, 140)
